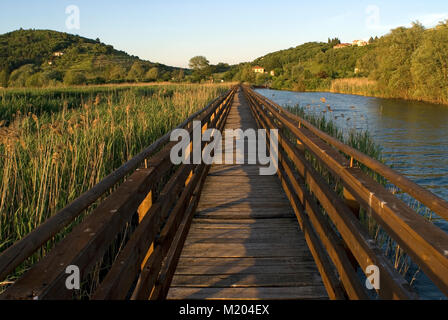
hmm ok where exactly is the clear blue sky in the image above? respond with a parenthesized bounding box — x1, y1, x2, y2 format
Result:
(1, 0, 447, 67)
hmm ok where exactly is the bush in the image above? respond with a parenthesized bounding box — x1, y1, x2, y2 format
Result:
(64, 71, 87, 85)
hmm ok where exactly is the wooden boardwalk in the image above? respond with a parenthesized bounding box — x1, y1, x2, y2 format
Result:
(167, 89, 327, 300)
(4, 86, 448, 300)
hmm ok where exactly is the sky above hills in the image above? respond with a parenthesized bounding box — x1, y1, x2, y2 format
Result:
(1, 0, 447, 68)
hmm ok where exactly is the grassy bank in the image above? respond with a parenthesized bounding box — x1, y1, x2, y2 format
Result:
(0, 83, 230, 254)
(329, 78, 380, 97)
(266, 77, 448, 106)
(325, 77, 448, 106)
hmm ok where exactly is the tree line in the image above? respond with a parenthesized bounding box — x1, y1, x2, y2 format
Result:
(3, 23, 448, 105)
(224, 21, 448, 104)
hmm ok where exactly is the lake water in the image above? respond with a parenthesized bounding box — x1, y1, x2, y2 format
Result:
(256, 88, 448, 299)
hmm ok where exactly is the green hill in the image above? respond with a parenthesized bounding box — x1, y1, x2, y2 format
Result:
(226, 21, 448, 104)
(227, 39, 374, 91)
(0, 29, 184, 87)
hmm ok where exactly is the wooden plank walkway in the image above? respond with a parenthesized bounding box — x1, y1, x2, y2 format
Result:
(167, 89, 327, 300)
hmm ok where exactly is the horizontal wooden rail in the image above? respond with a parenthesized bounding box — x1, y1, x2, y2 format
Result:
(243, 85, 448, 300)
(0, 91, 233, 283)
(251, 89, 448, 221)
(93, 91, 233, 300)
(244, 90, 368, 300)
(0, 86, 237, 300)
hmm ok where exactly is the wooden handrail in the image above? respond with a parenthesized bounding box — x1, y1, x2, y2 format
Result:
(130, 90, 235, 300)
(0, 89, 233, 283)
(92, 89, 234, 300)
(250, 89, 448, 221)
(242, 85, 448, 299)
(244, 87, 413, 299)
(0, 87, 237, 299)
(244, 89, 368, 300)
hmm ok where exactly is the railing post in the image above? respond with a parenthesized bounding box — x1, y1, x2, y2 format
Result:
(343, 172, 361, 269)
(296, 139, 305, 153)
(343, 188, 360, 219)
(138, 160, 153, 222)
(137, 160, 154, 268)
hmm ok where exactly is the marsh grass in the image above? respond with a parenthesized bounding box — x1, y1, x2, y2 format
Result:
(0, 83, 230, 262)
(330, 78, 379, 97)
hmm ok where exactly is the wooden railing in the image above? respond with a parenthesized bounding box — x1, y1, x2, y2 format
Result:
(2, 84, 448, 300)
(242, 85, 448, 300)
(0, 86, 237, 300)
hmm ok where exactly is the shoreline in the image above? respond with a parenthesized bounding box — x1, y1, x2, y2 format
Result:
(260, 86, 448, 107)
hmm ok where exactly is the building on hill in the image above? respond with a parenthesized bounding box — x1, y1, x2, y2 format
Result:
(53, 52, 64, 57)
(270, 70, 275, 76)
(252, 66, 265, 73)
(333, 43, 352, 49)
(353, 40, 368, 47)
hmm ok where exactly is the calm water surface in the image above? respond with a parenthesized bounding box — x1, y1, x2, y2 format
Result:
(257, 89, 448, 299)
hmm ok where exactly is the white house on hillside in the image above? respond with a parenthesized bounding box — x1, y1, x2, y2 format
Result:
(252, 66, 265, 74)
(353, 40, 368, 47)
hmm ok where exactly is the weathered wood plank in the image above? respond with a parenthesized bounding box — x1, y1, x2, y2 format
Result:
(176, 257, 316, 268)
(167, 287, 328, 300)
(190, 218, 298, 227)
(174, 262, 318, 275)
(171, 273, 323, 288)
(180, 243, 312, 259)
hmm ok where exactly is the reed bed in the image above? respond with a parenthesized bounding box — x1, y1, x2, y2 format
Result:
(330, 78, 379, 97)
(0, 84, 230, 254)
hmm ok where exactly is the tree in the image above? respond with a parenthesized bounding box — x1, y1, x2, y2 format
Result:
(108, 64, 127, 81)
(64, 70, 87, 85)
(8, 64, 37, 87)
(172, 69, 185, 82)
(25, 73, 45, 87)
(372, 22, 425, 96)
(0, 69, 9, 87)
(411, 23, 448, 101)
(145, 67, 159, 81)
(43, 70, 63, 82)
(214, 63, 230, 73)
(188, 56, 211, 82)
(255, 73, 270, 86)
(189, 56, 210, 70)
(238, 65, 256, 83)
(127, 61, 146, 82)
(328, 38, 341, 47)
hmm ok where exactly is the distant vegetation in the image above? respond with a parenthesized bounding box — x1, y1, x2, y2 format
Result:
(226, 21, 448, 105)
(0, 29, 185, 87)
(0, 30, 233, 88)
(2, 22, 448, 104)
